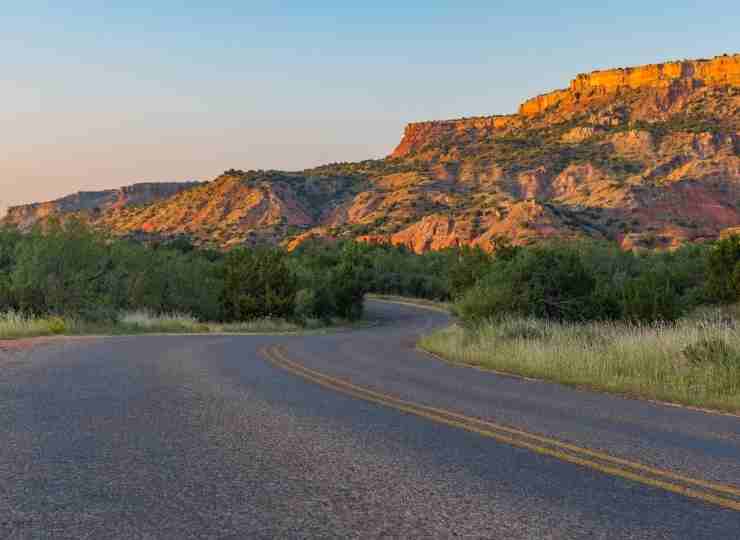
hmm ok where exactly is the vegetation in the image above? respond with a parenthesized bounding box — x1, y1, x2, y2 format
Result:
(5, 217, 740, 413)
(417, 236, 740, 412)
(420, 312, 740, 413)
(0, 221, 370, 336)
(455, 241, 709, 325)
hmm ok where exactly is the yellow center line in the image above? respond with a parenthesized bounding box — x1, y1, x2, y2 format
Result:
(261, 345, 740, 512)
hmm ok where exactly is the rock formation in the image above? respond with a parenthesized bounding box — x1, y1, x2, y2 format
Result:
(5, 53, 740, 252)
(4, 182, 202, 230)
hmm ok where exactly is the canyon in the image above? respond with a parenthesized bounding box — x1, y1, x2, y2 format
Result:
(4, 54, 739, 252)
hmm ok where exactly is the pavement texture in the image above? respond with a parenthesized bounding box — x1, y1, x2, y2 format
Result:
(1, 300, 739, 539)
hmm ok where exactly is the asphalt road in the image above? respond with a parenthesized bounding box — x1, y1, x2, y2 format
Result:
(2, 300, 739, 539)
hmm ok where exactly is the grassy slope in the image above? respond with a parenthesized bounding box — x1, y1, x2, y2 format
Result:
(419, 309, 740, 414)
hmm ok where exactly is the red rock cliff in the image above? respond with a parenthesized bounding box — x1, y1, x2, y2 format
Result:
(519, 54, 740, 116)
(391, 115, 520, 158)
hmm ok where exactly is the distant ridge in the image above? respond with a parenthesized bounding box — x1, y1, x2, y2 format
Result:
(5, 53, 740, 252)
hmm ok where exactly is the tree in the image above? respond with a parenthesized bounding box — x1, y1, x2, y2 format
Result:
(11, 220, 115, 319)
(221, 247, 296, 321)
(706, 236, 740, 303)
(448, 246, 492, 298)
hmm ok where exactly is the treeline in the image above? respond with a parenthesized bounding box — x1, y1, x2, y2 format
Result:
(302, 235, 740, 325)
(3, 220, 740, 326)
(0, 222, 370, 324)
(0, 221, 476, 324)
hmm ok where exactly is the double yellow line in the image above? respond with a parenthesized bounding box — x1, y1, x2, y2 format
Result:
(261, 345, 740, 512)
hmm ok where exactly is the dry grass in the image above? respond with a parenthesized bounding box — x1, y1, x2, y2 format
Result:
(0, 310, 313, 340)
(0, 311, 70, 339)
(118, 311, 210, 333)
(116, 310, 311, 334)
(419, 310, 740, 413)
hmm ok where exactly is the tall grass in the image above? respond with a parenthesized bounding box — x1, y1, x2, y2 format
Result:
(0, 310, 311, 340)
(420, 312, 740, 413)
(0, 311, 70, 339)
(119, 311, 210, 333)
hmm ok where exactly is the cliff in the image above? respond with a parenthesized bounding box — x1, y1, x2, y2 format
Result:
(390, 115, 520, 158)
(3, 182, 202, 230)
(519, 53, 740, 116)
(6, 53, 740, 252)
(392, 54, 740, 157)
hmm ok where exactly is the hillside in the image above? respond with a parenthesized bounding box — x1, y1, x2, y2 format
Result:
(4, 182, 202, 230)
(4, 53, 740, 251)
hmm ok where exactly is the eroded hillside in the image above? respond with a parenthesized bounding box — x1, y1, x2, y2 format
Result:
(5, 54, 739, 252)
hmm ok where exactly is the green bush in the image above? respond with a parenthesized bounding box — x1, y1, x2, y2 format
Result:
(457, 244, 598, 323)
(448, 246, 493, 298)
(706, 235, 740, 303)
(221, 247, 296, 321)
(619, 265, 684, 323)
(456, 241, 704, 325)
(11, 220, 117, 320)
(683, 338, 740, 370)
(294, 289, 319, 322)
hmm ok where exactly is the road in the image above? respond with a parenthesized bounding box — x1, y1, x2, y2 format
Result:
(1, 300, 739, 539)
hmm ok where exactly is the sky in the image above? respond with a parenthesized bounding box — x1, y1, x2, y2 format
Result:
(2, 1, 739, 211)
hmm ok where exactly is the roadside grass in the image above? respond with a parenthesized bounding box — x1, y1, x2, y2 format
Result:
(0, 311, 72, 339)
(419, 309, 740, 414)
(0, 310, 328, 340)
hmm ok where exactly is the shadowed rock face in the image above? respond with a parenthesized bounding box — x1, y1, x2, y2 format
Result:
(5, 54, 740, 252)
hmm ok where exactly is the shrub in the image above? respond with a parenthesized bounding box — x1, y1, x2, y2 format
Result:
(619, 265, 684, 323)
(706, 235, 740, 303)
(294, 287, 334, 323)
(221, 247, 296, 321)
(11, 220, 115, 319)
(448, 246, 493, 298)
(683, 337, 740, 370)
(48, 316, 67, 335)
(457, 244, 598, 323)
(456, 241, 702, 325)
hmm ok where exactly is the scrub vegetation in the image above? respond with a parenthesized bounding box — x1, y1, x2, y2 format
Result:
(0, 221, 372, 338)
(4, 219, 740, 412)
(419, 237, 740, 413)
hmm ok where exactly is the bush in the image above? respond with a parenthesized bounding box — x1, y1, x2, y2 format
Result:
(706, 235, 740, 303)
(448, 246, 493, 298)
(221, 247, 296, 321)
(293, 287, 335, 323)
(11, 220, 116, 319)
(457, 244, 598, 323)
(456, 241, 702, 325)
(683, 337, 740, 370)
(619, 265, 684, 323)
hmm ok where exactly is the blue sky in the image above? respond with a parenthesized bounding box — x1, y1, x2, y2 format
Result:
(2, 1, 739, 209)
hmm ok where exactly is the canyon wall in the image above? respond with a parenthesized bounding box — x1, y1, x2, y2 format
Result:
(519, 54, 740, 116)
(391, 55, 739, 158)
(391, 115, 519, 158)
(4, 181, 202, 230)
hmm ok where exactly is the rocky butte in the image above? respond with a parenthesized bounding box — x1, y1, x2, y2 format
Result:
(4, 182, 202, 230)
(519, 54, 740, 116)
(4, 53, 740, 252)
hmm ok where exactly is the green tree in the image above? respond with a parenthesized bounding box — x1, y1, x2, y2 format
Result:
(221, 247, 296, 320)
(11, 220, 115, 319)
(706, 236, 740, 303)
(448, 246, 493, 298)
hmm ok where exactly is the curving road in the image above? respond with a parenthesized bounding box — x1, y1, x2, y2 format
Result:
(2, 300, 740, 539)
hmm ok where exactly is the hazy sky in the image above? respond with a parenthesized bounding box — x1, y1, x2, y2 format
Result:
(2, 1, 739, 210)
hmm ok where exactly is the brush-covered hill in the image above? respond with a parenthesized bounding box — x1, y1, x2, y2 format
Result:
(5, 53, 740, 251)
